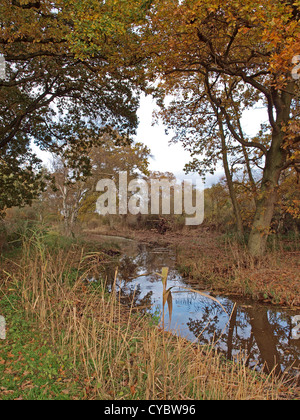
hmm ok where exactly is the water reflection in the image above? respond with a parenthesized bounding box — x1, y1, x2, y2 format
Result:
(99, 236, 300, 378)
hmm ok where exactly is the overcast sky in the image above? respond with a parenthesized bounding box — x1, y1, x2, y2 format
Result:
(134, 94, 268, 188)
(33, 93, 268, 189)
(134, 94, 223, 188)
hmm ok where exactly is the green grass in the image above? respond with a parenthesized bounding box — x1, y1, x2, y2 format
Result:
(0, 293, 84, 400)
(43, 231, 79, 251)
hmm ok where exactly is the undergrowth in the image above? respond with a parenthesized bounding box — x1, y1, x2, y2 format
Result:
(0, 229, 294, 400)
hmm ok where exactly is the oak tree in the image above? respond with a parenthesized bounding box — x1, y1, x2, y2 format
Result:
(0, 0, 150, 213)
(143, 0, 300, 256)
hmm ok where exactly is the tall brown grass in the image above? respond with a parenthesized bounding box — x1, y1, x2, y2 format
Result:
(3, 231, 287, 400)
(176, 234, 300, 307)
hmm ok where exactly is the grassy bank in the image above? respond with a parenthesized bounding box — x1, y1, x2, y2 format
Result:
(0, 230, 296, 400)
(86, 226, 300, 308)
(173, 231, 300, 308)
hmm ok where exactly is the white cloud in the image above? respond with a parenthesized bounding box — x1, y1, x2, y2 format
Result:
(135, 94, 268, 188)
(134, 94, 224, 188)
(134, 94, 190, 172)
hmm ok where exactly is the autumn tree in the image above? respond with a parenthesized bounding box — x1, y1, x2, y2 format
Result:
(156, 73, 254, 238)
(275, 167, 300, 233)
(46, 155, 90, 233)
(0, 0, 151, 214)
(143, 0, 300, 256)
(46, 135, 151, 231)
(204, 180, 234, 230)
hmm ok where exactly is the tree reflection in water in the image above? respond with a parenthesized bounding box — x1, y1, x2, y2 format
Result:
(100, 237, 300, 379)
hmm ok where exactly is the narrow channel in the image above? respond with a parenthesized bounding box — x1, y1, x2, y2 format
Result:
(97, 236, 300, 379)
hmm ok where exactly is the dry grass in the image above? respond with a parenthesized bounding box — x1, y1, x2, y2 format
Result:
(175, 231, 300, 308)
(1, 232, 291, 400)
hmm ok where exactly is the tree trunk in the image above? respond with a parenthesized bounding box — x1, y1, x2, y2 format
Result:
(248, 132, 287, 257)
(248, 82, 294, 258)
(218, 115, 244, 239)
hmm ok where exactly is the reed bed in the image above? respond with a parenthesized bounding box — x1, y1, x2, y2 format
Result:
(2, 232, 288, 400)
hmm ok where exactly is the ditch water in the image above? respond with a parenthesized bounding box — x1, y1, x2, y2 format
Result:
(97, 235, 300, 379)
